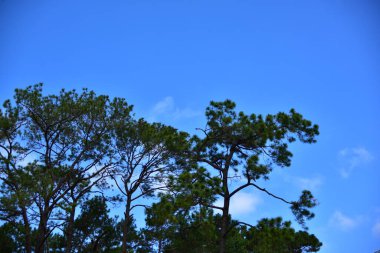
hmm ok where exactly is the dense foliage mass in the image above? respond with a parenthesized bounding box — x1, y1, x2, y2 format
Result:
(0, 84, 322, 252)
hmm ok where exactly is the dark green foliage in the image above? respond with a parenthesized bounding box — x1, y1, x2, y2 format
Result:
(0, 223, 19, 253)
(145, 201, 322, 253)
(190, 100, 319, 252)
(0, 86, 322, 253)
(145, 204, 219, 253)
(113, 118, 190, 199)
(72, 196, 122, 252)
(49, 233, 65, 253)
(111, 117, 190, 253)
(0, 84, 133, 253)
(244, 217, 322, 253)
(291, 190, 318, 228)
(195, 100, 319, 180)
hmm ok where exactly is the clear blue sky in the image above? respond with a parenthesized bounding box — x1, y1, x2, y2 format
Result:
(1, 0, 379, 252)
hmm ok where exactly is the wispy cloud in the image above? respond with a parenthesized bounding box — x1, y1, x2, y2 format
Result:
(372, 220, 380, 238)
(338, 147, 374, 178)
(286, 175, 323, 192)
(329, 211, 362, 231)
(150, 96, 201, 121)
(152, 96, 175, 115)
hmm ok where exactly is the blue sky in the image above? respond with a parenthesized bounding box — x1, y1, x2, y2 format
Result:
(0, 0, 379, 252)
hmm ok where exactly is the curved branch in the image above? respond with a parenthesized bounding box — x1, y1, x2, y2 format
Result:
(230, 182, 291, 204)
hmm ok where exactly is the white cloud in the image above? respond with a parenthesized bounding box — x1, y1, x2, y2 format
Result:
(215, 192, 261, 216)
(338, 147, 374, 178)
(150, 96, 201, 121)
(230, 192, 261, 215)
(372, 220, 380, 238)
(329, 211, 361, 231)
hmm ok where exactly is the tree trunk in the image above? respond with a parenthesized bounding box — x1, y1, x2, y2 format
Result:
(65, 205, 77, 253)
(219, 167, 230, 253)
(45, 236, 49, 253)
(21, 206, 32, 253)
(219, 196, 230, 253)
(35, 210, 49, 253)
(122, 196, 132, 253)
(158, 238, 162, 253)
